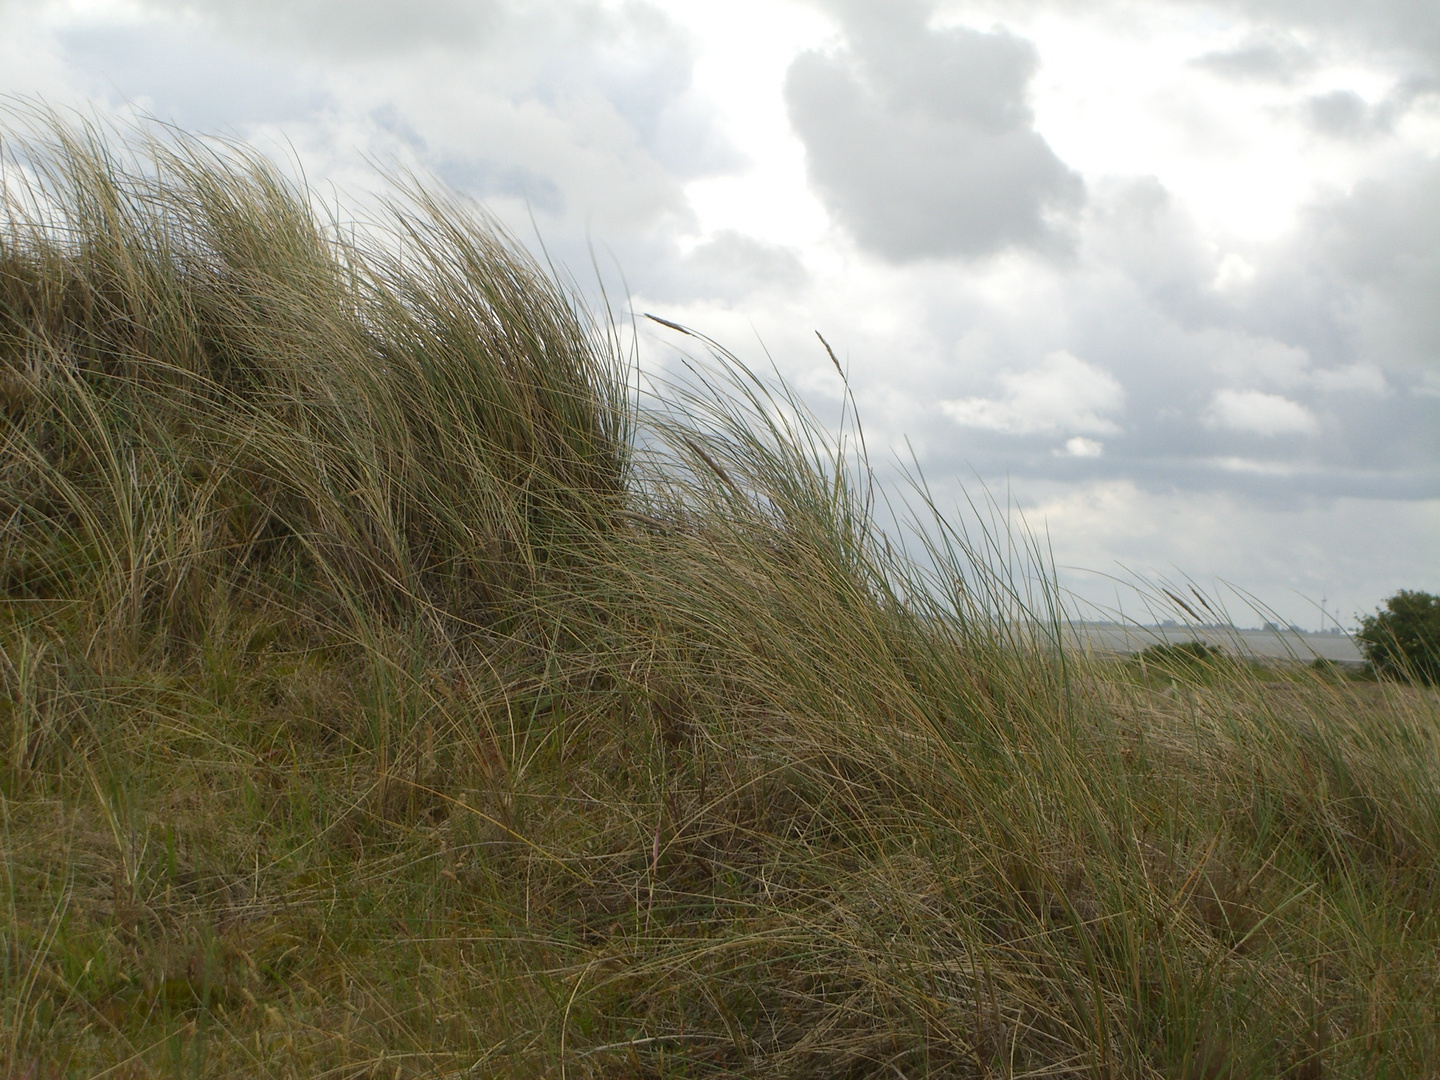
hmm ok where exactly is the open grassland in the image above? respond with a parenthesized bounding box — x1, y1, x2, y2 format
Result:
(3, 113, 1439, 1079)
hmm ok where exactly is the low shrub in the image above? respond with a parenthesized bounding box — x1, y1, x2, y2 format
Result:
(1137, 639, 1224, 671)
(1357, 589, 1440, 686)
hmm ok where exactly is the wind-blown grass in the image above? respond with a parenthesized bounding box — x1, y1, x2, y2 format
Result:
(3, 110, 1438, 1079)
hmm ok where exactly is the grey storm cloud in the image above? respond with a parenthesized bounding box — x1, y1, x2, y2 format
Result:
(1302, 90, 1391, 139)
(783, 0, 1082, 261)
(899, 153, 1438, 508)
(1191, 31, 1316, 83)
(1180, 0, 1440, 74)
(1293, 161, 1440, 378)
(1095, 163, 1438, 483)
(1113, 164, 1439, 494)
(1299, 78, 1438, 140)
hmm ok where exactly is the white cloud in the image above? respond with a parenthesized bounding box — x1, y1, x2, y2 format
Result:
(1205, 389, 1319, 435)
(940, 351, 1124, 435)
(1062, 436, 1105, 457)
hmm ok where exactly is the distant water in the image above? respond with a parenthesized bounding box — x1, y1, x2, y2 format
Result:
(1066, 622, 1363, 663)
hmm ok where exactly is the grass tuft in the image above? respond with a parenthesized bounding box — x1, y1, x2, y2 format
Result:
(3, 108, 1439, 1078)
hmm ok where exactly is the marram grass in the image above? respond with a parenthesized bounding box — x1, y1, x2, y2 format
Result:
(2, 111, 1438, 1079)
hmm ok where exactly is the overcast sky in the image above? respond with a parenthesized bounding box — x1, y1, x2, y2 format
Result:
(3, 0, 1436, 627)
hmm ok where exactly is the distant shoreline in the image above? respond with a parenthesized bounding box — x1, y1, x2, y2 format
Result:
(1065, 621, 1364, 662)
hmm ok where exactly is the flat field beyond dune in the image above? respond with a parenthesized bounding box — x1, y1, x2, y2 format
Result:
(4, 114, 1439, 1079)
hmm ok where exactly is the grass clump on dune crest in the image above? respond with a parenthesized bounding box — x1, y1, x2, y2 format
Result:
(3, 111, 1439, 1079)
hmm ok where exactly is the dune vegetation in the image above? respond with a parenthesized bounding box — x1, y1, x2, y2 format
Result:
(3, 112, 1439, 1079)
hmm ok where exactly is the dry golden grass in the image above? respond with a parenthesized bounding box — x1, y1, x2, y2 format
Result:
(2, 108, 1438, 1078)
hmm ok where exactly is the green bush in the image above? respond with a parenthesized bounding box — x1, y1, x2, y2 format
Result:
(1357, 590, 1440, 685)
(1137, 640, 1224, 671)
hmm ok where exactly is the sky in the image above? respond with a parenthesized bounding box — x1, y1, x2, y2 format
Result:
(2, 0, 1436, 627)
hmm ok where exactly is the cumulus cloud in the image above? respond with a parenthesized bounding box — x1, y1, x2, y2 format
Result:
(940, 351, 1123, 435)
(1063, 436, 1105, 457)
(1024, 159, 1429, 491)
(1205, 389, 1319, 435)
(883, 152, 1434, 507)
(39, 0, 740, 246)
(783, 0, 1082, 260)
(146, 0, 743, 176)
